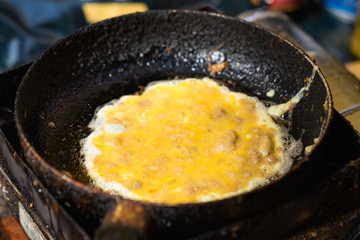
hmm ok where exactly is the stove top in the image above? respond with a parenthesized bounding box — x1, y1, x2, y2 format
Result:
(0, 9, 360, 240)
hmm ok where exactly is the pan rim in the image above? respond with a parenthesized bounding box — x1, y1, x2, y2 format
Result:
(14, 9, 333, 207)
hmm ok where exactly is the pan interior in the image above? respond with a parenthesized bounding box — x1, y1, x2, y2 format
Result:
(16, 11, 330, 186)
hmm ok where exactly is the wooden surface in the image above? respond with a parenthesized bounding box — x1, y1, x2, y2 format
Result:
(346, 60, 360, 80)
(317, 56, 360, 131)
(0, 196, 28, 240)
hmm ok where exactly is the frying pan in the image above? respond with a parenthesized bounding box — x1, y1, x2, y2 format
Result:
(14, 10, 332, 239)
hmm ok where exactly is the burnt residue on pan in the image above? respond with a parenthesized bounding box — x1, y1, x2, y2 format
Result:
(14, 10, 333, 239)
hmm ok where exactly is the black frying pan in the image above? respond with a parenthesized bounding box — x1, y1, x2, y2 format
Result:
(14, 10, 332, 239)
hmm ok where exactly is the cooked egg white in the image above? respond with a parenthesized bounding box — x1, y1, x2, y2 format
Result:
(81, 77, 302, 204)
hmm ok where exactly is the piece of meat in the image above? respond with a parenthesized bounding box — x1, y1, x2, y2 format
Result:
(215, 130, 239, 153)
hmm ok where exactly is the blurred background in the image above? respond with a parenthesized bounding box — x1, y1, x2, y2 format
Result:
(0, 0, 359, 73)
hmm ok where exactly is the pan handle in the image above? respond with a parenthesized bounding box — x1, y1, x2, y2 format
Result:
(95, 200, 150, 240)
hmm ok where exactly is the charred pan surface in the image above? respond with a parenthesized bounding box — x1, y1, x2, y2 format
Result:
(14, 10, 333, 238)
(0, 66, 91, 239)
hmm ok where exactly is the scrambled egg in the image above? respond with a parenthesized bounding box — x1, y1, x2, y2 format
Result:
(81, 78, 301, 204)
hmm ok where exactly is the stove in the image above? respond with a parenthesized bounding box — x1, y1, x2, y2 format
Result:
(0, 9, 360, 240)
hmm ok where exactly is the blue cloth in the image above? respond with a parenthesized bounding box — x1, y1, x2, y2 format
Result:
(0, 0, 86, 71)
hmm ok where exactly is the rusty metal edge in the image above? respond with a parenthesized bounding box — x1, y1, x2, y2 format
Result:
(0, 128, 91, 239)
(0, 128, 91, 240)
